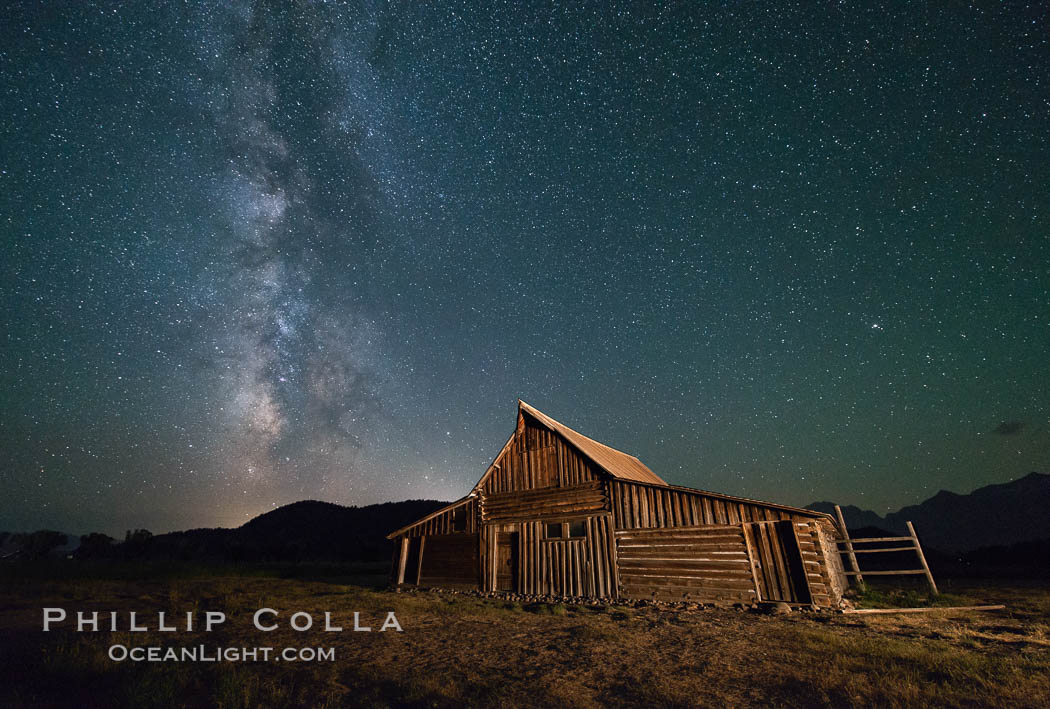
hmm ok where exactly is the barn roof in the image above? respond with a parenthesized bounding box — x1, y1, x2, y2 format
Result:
(505, 402, 830, 522)
(516, 401, 668, 485)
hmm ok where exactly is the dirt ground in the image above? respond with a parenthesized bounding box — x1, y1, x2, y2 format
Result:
(1, 568, 1047, 708)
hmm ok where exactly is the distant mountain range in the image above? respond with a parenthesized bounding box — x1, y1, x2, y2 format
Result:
(808, 472, 1050, 553)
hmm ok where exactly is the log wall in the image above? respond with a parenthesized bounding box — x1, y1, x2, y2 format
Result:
(481, 481, 608, 523)
(795, 521, 838, 607)
(814, 519, 848, 600)
(615, 525, 758, 603)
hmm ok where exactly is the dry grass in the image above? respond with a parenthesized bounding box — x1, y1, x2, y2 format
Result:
(1, 565, 1047, 708)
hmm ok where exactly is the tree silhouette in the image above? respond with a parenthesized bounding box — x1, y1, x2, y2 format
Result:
(11, 530, 67, 560)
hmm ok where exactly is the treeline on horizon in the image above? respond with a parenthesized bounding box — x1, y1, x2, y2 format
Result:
(0, 499, 447, 564)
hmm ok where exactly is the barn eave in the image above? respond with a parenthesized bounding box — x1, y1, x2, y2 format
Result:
(385, 495, 476, 540)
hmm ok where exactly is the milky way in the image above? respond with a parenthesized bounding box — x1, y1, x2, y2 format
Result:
(2, 2, 1048, 534)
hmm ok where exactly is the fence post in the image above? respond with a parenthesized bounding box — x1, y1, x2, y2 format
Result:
(906, 521, 939, 595)
(835, 505, 865, 590)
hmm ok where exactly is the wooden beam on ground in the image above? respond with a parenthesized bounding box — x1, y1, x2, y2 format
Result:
(842, 605, 1005, 615)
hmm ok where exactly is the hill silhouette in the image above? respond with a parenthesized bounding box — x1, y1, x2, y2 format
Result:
(71, 499, 448, 563)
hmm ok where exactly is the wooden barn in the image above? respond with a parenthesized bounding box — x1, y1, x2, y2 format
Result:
(388, 401, 848, 608)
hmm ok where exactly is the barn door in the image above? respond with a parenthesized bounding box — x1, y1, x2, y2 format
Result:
(496, 532, 518, 591)
(744, 521, 812, 604)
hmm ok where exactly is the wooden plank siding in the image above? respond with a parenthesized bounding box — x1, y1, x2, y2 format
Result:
(609, 480, 811, 529)
(615, 525, 758, 603)
(398, 497, 479, 538)
(479, 516, 619, 598)
(418, 533, 479, 589)
(480, 417, 601, 495)
(743, 521, 811, 604)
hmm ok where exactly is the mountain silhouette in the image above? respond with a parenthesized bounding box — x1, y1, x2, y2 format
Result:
(804, 504, 887, 530)
(808, 472, 1050, 553)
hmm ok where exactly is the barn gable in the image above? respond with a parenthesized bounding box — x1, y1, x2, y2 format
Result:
(511, 401, 667, 485)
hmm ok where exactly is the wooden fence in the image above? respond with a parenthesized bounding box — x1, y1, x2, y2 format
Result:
(834, 505, 938, 594)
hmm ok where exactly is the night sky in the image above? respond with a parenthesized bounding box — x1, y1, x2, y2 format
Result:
(3, 2, 1048, 536)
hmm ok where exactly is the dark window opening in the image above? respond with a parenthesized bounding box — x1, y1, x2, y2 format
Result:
(452, 507, 466, 532)
(545, 520, 587, 539)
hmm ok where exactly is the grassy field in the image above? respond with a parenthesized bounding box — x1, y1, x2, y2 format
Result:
(1, 563, 1047, 708)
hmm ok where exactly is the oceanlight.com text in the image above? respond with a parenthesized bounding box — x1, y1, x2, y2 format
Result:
(107, 645, 335, 663)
